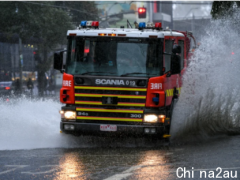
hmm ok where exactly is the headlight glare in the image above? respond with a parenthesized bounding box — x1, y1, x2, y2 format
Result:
(144, 114, 158, 123)
(64, 111, 76, 119)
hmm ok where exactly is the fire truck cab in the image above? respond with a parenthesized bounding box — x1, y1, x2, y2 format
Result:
(54, 21, 195, 138)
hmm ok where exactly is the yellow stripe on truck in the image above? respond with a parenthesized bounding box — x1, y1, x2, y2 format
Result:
(165, 87, 182, 97)
(75, 94, 146, 99)
(76, 108, 143, 113)
(75, 101, 145, 107)
(75, 86, 147, 91)
(77, 116, 142, 122)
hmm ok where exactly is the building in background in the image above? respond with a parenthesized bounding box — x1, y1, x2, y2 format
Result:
(149, 1, 173, 28)
(97, 1, 173, 29)
(96, 1, 212, 42)
(172, 1, 212, 42)
(0, 34, 37, 82)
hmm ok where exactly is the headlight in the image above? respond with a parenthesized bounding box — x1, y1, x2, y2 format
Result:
(144, 114, 158, 123)
(64, 111, 76, 119)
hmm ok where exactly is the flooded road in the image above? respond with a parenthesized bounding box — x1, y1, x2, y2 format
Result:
(1, 12, 240, 180)
(1, 135, 240, 180)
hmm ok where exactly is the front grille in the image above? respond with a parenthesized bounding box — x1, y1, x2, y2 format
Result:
(74, 84, 148, 123)
(74, 85, 147, 108)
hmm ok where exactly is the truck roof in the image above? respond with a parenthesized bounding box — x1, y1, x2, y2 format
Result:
(67, 28, 184, 38)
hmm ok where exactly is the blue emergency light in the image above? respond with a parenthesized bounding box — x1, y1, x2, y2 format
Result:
(80, 21, 87, 27)
(138, 22, 146, 29)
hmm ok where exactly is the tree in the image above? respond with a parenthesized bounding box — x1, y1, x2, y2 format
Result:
(0, 1, 98, 97)
(54, 1, 98, 27)
(0, 2, 72, 97)
(211, 1, 240, 19)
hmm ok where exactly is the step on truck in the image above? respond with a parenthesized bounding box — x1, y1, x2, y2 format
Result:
(53, 21, 196, 138)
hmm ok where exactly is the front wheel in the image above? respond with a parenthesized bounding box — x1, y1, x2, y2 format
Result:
(164, 98, 178, 138)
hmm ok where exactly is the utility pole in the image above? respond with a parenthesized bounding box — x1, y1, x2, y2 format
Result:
(19, 37, 23, 94)
(191, 13, 195, 35)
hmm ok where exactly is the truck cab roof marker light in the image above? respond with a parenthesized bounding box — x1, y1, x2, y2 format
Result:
(149, 35, 157, 38)
(98, 33, 106, 36)
(118, 34, 126, 37)
(108, 34, 116, 37)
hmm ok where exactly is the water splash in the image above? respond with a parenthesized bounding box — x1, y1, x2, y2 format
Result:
(0, 98, 165, 150)
(0, 98, 76, 150)
(171, 10, 240, 141)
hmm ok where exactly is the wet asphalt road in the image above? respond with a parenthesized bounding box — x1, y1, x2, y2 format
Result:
(1, 135, 240, 180)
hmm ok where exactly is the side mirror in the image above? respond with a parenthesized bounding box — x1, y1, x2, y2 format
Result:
(171, 55, 181, 74)
(172, 45, 181, 54)
(54, 50, 66, 71)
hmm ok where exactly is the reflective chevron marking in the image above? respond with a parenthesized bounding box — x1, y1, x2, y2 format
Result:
(165, 87, 182, 97)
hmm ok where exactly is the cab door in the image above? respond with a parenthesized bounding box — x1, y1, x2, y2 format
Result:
(163, 37, 181, 106)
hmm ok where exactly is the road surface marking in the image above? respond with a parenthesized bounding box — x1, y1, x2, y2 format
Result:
(21, 165, 61, 175)
(0, 165, 28, 175)
(103, 165, 144, 180)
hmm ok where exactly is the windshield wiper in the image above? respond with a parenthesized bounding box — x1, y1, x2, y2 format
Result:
(81, 71, 115, 75)
(120, 72, 150, 77)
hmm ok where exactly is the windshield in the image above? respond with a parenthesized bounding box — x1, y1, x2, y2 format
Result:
(66, 37, 163, 77)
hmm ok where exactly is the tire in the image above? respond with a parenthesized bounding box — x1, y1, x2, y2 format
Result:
(165, 98, 178, 134)
(169, 98, 178, 119)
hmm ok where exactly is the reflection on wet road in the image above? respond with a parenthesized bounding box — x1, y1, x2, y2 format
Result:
(1, 135, 240, 180)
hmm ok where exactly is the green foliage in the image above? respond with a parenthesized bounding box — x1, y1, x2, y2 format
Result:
(0, 2, 73, 45)
(0, 1, 98, 96)
(211, 1, 240, 19)
(54, 1, 98, 27)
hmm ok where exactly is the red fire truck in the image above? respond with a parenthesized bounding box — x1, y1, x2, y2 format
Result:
(54, 21, 196, 138)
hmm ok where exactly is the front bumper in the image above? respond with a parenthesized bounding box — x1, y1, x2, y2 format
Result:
(60, 122, 165, 137)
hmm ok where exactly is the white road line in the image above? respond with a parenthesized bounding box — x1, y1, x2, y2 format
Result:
(103, 165, 144, 180)
(0, 165, 28, 175)
(21, 165, 61, 175)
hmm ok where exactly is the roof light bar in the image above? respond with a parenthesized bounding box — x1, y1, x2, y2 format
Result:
(80, 21, 99, 29)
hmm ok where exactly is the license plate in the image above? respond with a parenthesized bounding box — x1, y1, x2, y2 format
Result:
(100, 124, 117, 131)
